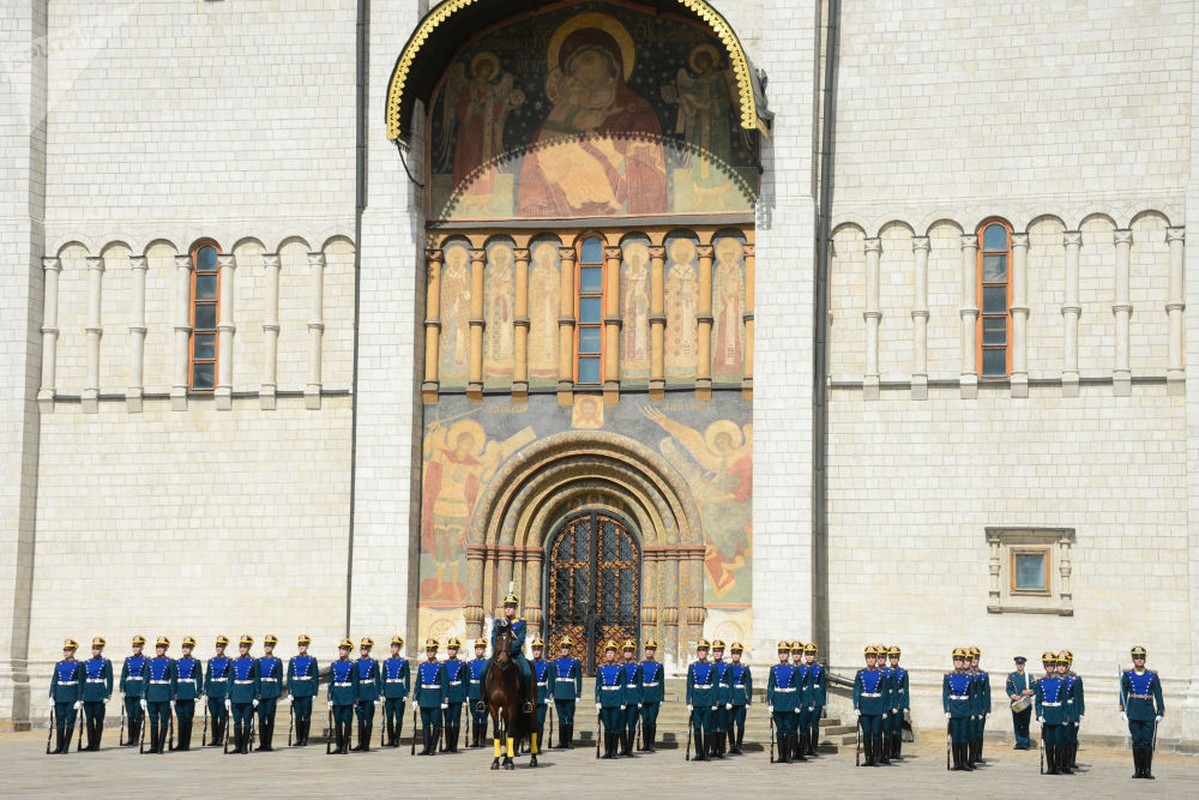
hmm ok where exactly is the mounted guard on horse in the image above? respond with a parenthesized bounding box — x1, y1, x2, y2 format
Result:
(483, 591, 540, 769)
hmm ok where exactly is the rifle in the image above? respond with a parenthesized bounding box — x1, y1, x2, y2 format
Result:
(245, 705, 255, 755)
(854, 717, 861, 767)
(466, 699, 472, 747)
(167, 707, 175, 752)
(768, 712, 775, 764)
(289, 700, 295, 747)
(201, 698, 209, 746)
(595, 712, 602, 760)
(548, 700, 555, 749)
(633, 707, 639, 752)
(118, 699, 126, 746)
(1039, 722, 1046, 774)
(75, 705, 85, 751)
(685, 709, 693, 761)
(223, 704, 232, 755)
(946, 718, 951, 771)
(325, 703, 334, 755)
(45, 707, 54, 755)
(138, 705, 147, 754)
(410, 704, 418, 755)
(379, 701, 386, 748)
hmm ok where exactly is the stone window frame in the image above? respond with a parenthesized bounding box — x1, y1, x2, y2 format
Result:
(976, 218, 1013, 379)
(986, 527, 1074, 616)
(574, 233, 607, 386)
(189, 240, 222, 392)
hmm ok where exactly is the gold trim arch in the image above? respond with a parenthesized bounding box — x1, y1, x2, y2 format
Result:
(386, 0, 764, 143)
(461, 430, 707, 669)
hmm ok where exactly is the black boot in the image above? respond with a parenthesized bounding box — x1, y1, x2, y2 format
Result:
(1143, 747, 1155, 779)
(566, 723, 574, 749)
(644, 724, 655, 752)
(1132, 748, 1143, 779)
(361, 722, 372, 753)
(1059, 744, 1073, 774)
(878, 735, 890, 765)
(450, 727, 460, 753)
(894, 733, 903, 760)
(778, 733, 792, 764)
(807, 726, 819, 756)
(794, 730, 807, 761)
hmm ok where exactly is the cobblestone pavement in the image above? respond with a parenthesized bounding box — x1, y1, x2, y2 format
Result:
(4, 730, 1196, 798)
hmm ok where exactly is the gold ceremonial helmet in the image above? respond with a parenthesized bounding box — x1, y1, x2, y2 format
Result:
(63, 638, 78, 651)
(298, 634, 312, 645)
(391, 635, 404, 647)
(777, 640, 791, 652)
(1131, 645, 1147, 658)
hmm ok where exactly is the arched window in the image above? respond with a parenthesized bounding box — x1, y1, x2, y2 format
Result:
(575, 235, 605, 385)
(190, 242, 220, 391)
(977, 221, 1011, 378)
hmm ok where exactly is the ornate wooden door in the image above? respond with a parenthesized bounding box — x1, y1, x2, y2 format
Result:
(546, 510, 640, 673)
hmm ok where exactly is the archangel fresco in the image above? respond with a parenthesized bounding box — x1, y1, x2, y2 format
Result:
(439, 241, 471, 388)
(427, 3, 758, 222)
(620, 236, 652, 385)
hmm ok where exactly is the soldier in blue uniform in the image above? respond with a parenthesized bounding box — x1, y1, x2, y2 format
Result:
(443, 636, 467, 752)
(380, 634, 409, 748)
(1059, 650, 1083, 771)
(766, 641, 798, 764)
(226, 634, 257, 754)
(467, 638, 489, 747)
(620, 639, 643, 756)
(1035, 652, 1069, 774)
(287, 634, 319, 747)
(80, 636, 113, 751)
(874, 644, 894, 765)
(887, 645, 909, 761)
(685, 638, 717, 762)
(352, 636, 381, 752)
(530, 637, 552, 751)
(944, 646, 974, 771)
(1006, 656, 1035, 750)
(414, 638, 447, 755)
(142, 636, 175, 754)
(854, 645, 888, 767)
(172, 636, 203, 751)
(119, 635, 148, 747)
(327, 637, 358, 754)
(707, 639, 729, 759)
(727, 642, 752, 755)
(203, 635, 231, 747)
(968, 646, 991, 766)
(803, 642, 826, 757)
(549, 636, 582, 749)
(49, 638, 83, 754)
(789, 640, 809, 761)
(595, 640, 626, 760)
(1120, 645, 1164, 780)
(491, 592, 535, 712)
(254, 634, 283, 751)
(637, 638, 663, 752)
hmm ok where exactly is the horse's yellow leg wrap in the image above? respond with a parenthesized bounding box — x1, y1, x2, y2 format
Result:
(506, 736, 515, 758)
(531, 732, 539, 754)
(494, 737, 502, 757)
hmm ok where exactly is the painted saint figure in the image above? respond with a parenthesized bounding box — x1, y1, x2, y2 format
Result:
(528, 242, 561, 387)
(665, 237, 699, 382)
(484, 243, 516, 384)
(439, 244, 471, 387)
(437, 51, 526, 192)
(620, 240, 652, 382)
(712, 237, 744, 382)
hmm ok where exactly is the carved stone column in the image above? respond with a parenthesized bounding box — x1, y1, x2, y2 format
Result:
(696, 244, 714, 398)
(215, 253, 236, 410)
(261, 253, 281, 410)
(171, 254, 192, 411)
(422, 247, 443, 403)
(127, 255, 148, 412)
(649, 245, 666, 400)
(863, 237, 882, 400)
(82, 256, 105, 413)
(523, 549, 545, 633)
(305, 252, 326, 409)
(1113, 229, 1133, 396)
(513, 247, 531, 399)
(468, 248, 486, 400)
(603, 245, 622, 404)
(1061, 231, 1082, 397)
(465, 543, 487, 639)
(911, 237, 930, 400)
(38, 257, 61, 412)
(1167, 227, 1186, 395)
(1009, 233, 1030, 398)
(959, 233, 979, 399)
(742, 243, 755, 397)
(557, 246, 577, 404)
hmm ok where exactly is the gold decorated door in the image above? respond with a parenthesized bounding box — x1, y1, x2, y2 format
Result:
(546, 511, 640, 674)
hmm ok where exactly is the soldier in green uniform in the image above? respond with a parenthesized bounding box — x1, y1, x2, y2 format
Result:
(727, 642, 752, 755)
(380, 635, 409, 748)
(944, 646, 974, 771)
(620, 639, 642, 756)
(549, 636, 582, 749)
(443, 636, 467, 752)
(352, 637, 381, 752)
(119, 635, 148, 747)
(968, 646, 991, 766)
(254, 634, 283, 751)
(203, 635, 232, 747)
(853, 645, 887, 767)
(1006, 655, 1035, 750)
(327, 637, 358, 755)
(143, 636, 175, 754)
(172, 636, 203, 751)
(287, 634, 319, 747)
(595, 640, 626, 760)
(225, 635, 257, 754)
(803, 642, 826, 757)
(766, 641, 798, 764)
(707, 640, 729, 759)
(789, 640, 810, 761)
(414, 638, 447, 755)
(887, 645, 909, 761)
(48, 638, 83, 754)
(685, 638, 717, 762)
(467, 638, 489, 747)
(1035, 652, 1069, 774)
(80, 636, 113, 751)
(1059, 650, 1084, 771)
(530, 637, 551, 751)
(637, 638, 663, 752)
(1120, 645, 1164, 780)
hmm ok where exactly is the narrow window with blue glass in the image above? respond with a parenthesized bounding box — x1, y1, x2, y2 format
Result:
(576, 235, 605, 385)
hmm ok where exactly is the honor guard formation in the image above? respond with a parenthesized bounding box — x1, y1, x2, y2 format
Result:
(45, 633, 1167, 782)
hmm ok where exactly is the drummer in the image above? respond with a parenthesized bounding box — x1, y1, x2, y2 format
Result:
(1006, 656, 1035, 750)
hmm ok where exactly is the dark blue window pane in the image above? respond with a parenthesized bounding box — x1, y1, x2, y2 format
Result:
(194, 304, 217, 330)
(1015, 553, 1046, 591)
(195, 274, 218, 301)
(982, 348, 1006, 377)
(578, 326, 602, 354)
(982, 317, 1006, 346)
(578, 357, 601, 384)
(193, 333, 216, 360)
(982, 286, 1007, 314)
(579, 296, 602, 322)
(579, 266, 603, 294)
(983, 224, 1007, 251)
(983, 254, 1007, 283)
(192, 362, 215, 390)
(196, 246, 218, 272)
(580, 237, 602, 263)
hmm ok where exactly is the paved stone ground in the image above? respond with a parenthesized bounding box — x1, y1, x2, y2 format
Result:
(4, 729, 1196, 797)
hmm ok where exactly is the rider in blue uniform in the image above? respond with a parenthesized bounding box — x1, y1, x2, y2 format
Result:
(81, 636, 113, 751)
(443, 636, 467, 752)
(1120, 644, 1164, 780)
(352, 637, 381, 752)
(286, 634, 319, 747)
(620, 639, 642, 757)
(728, 642, 752, 756)
(119, 635, 148, 747)
(254, 634, 283, 751)
(225, 635, 257, 754)
(530, 638, 552, 750)
(172, 636, 203, 751)
(853, 645, 887, 767)
(327, 638, 357, 755)
(803, 642, 826, 756)
(203, 635, 231, 748)
(637, 638, 663, 752)
(414, 638, 447, 756)
(596, 640, 626, 760)
(143, 636, 175, 754)
(49, 638, 83, 754)
(1035, 652, 1068, 775)
(686, 638, 717, 762)
(944, 646, 974, 771)
(381, 635, 410, 748)
(491, 592, 534, 712)
(887, 645, 909, 760)
(549, 636, 582, 749)
(467, 638, 489, 747)
(766, 641, 798, 764)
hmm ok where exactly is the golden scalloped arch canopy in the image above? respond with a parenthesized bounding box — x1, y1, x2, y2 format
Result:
(386, 0, 770, 144)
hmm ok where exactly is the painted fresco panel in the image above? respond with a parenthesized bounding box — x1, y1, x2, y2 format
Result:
(439, 241, 471, 388)
(427, 2, 758, 222)
(711, 235, 745, 384)
(620, 235, 652, 385)
(484, 239, 516, 388)
(528, 240, 561, 389)
(664, 233, 699, 384)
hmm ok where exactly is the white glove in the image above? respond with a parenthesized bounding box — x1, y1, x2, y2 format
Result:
(74, 700, 81, 710)
(726, 703, 732, 710)
(1154, 715, 1162, 723)
(985, 712, 990, 719)
(104, 696, 111, 704)
(638, 703, 643, 709)
(1037, 716, 1045, 724)
(440, 702, 448, 710)
(140, 699, 147, 712)
(252, 699, 259, 708)
(1077, 715, 1083, 722)
(686, 704, 693, 712)
(711, 705, 718, 711)
(882, 713, 888, 720)
(809, 706, 815, 712)
(767, 705, 774, 714)
(892, 708, 898, 714)
(375, 698, 382, 706)
(327, 700, 333, 709)
(1120, 712, 1128, 721)
(944, 712, 951, 719)
(620, 705, 626, 711)
(596, 703, 603, 711)
(224, 699, 231, 712)
(198, 694, 205, 702)
(286, 695, 292, 705)
(169, 700, 175, 710)
(853, 709, 861, 718)
(545, 698, 552, 706)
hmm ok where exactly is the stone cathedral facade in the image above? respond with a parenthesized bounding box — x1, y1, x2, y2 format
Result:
(3, 0, 1198, 744)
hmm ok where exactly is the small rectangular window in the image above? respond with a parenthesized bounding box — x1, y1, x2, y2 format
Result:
(1012, 551, 1047, 593)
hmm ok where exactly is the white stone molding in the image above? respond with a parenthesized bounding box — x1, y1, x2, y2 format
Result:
(959, 233, 979, 398)
(261, 253, 281, 410)
(862, 237, 882, 399)
(306, 251, 326, 410)
(215, 253, 237, 410)
(82, 256, 106, 413)
(1113, 228, 1134, 396)
(1167, 226, 1185, 395)
(171, 253, 193, 411)
(911, 236, 930, 400)
(38, 257, 62, 412)
(1061, 231, 1083, 397)
(1009, 232, 1029, 398)
(127, 255, 149, 412)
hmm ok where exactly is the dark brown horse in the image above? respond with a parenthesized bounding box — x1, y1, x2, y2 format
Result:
(484, 624, 539, 769)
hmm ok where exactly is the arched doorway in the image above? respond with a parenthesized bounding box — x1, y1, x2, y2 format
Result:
(546, 509, 640, 673)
